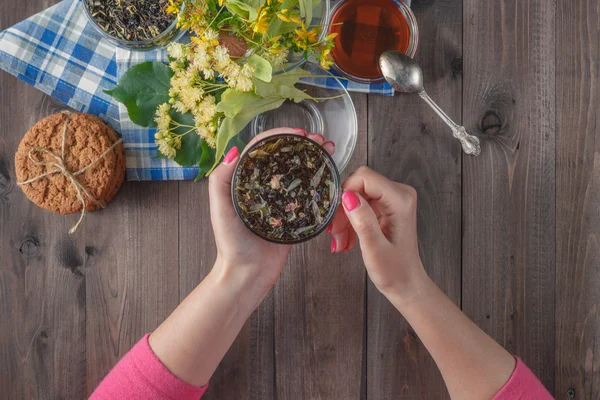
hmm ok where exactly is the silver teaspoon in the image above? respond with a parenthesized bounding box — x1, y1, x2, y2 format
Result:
(379, 51, 481, 156)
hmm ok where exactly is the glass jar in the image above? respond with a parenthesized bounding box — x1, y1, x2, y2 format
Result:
(327, 0, 418, 83)
(82, 0, 187, 52)
(232, 134, 342, 244)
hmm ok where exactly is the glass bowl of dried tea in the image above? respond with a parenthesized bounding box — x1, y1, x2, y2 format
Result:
(232, 134, 341, 244)
(83, 0, 186, 51)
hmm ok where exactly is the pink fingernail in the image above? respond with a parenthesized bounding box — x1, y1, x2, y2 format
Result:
(342, 190, 360, 212)
(293, 128, 308, 136)
(323, 141, 335, 150)
(331, 238, 337, 253)
(326, 224, 332, 234)
(313, 133, 325, 141)
(223, 146, 239, 164)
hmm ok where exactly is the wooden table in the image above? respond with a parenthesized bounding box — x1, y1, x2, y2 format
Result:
(1, 1, 598, 399)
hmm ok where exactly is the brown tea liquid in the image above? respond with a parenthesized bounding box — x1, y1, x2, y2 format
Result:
(329, 0, 411, 80)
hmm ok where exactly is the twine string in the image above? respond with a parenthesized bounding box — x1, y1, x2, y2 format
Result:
(17, 111, 122, 234)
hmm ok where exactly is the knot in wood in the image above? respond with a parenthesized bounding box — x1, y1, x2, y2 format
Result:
(567, 388, 576, 398)
(19, 237, 41, 257)
(481, 111, 503, 135)
(451, 58, 463, 74)
(0, 157, 12, 195)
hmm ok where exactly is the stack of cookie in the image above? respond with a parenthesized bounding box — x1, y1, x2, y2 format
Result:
(15, 112, 125, 230)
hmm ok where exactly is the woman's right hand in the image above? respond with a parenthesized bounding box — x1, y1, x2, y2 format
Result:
(328, 167, 428, 300)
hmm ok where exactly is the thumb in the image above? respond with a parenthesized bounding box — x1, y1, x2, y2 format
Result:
(209, 146, 240, 221)
(341, 190, 386, 248)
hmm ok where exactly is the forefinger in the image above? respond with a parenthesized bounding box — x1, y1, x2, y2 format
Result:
(342, 167, 401, 217)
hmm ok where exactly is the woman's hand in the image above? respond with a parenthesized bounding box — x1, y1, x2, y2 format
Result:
(328, 167, 427, 301)
(209, 128, 336, 298)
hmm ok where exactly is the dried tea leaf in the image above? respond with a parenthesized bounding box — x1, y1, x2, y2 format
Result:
(310, 163, 326, 188)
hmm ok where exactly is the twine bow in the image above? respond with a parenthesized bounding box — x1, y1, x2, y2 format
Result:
(17, 111, 123, 234)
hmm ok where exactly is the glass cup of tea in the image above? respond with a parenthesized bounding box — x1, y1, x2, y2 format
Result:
(328, 0, 418, 83)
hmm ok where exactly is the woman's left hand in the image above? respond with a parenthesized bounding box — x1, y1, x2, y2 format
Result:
(209, 128, 335, 299)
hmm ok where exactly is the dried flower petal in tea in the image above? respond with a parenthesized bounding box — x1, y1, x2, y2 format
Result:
(234, 136, 339, 242)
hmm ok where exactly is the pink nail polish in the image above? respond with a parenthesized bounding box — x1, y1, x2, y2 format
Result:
(223, 146, 239, 164)
(313, 133, 325, 141)
(327, 224, 332, 234)
(323, 140, 335, 149)
(342, 191, 360, 212)
(293, 128, 308, 136)
(331, 238, 337, 253)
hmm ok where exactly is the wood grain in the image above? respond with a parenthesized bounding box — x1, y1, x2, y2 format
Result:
(178, 180, 276, 400)
(275, 92, 367, 400)
(462, 0, 556, 392)
(555, 0, 600, 398)
(83, 181, 180, 396)
(366, 0, 463, 398)
(0, 85, 87, 398)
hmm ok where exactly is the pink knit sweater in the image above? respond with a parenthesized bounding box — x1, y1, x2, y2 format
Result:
(90, 334, 553, 399)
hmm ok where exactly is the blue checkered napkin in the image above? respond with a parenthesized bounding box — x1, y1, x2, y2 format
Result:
(0, 0, 120, 127)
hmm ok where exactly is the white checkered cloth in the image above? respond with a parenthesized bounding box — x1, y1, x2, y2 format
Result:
(0, 0, 409, 180)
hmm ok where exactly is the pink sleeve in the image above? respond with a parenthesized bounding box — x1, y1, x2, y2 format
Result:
(493, 358, 553, 400)
(90, 334, 208, 400)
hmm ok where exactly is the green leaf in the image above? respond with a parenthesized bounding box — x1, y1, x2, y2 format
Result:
(253, 78, 315, 103)
(209, 97, 286, 174)
(104, 62, 173, 127)
(225, 0, 258, 21)
(247, 54, 273, 82)
(171, 112, 203, 167)
(266, 0, 300, 36)
(216, 89, 262, 118)
(195, 141, 217, 181)
(298, 0, 312, 26)
(269, 68, 311, 86)
(247, 0, 265, 8)
(225, 134, 248, 154)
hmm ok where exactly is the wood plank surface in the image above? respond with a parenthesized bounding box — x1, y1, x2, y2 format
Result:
(555, 0, 600, 398)
(366, 0, 463, 398)
(179, 180, 276, 400)
(2, 0, 599, 398)
(462, 0, 556, 392)
(275, 92, 367, 400)
(0, 94, 88, 399)
(83, 181, 180, 396)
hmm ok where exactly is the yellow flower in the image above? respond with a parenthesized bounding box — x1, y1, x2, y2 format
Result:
(253, 9, 271, 34)
(290, 16, 302, 24)
(166, 0, 180, 15)
(295, 24, 319, 44)
(218, 0, 224, 6)
(325, 32, 338, 41)
(277, 13, 291, 22)
(318, 49, 334, 69)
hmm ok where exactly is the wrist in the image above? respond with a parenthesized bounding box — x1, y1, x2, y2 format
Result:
(380, 266, 433, 311)
(210, 258, 272, 311)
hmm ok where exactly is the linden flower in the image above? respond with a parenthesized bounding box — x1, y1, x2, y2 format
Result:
(180, 86, 205, 111)
(213, 46, 231, 68)
(203, 28, 220, 46)
(154, 103, 172, 133)
(168, 42, 185, 59)
(194, 95, 217, 124)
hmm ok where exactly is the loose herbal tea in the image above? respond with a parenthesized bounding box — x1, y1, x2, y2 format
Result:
(234, 136, 339, 242)
(86, 0, 175, 41)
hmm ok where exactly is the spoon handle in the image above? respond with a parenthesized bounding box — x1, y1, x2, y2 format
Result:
(418, 91, 481, 156)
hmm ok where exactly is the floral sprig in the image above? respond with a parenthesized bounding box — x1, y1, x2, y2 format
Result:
(107, 0, 341, 180)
